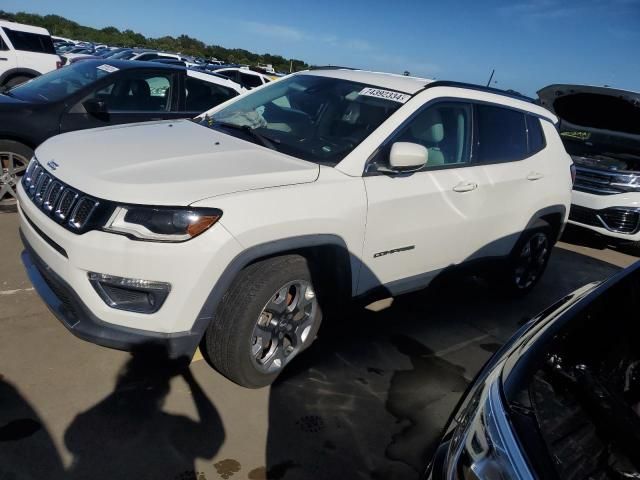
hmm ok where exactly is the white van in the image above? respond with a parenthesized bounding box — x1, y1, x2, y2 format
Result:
(0, 20, 61, 89)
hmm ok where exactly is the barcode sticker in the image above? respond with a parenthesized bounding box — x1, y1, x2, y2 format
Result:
(359, 88, 411, 103)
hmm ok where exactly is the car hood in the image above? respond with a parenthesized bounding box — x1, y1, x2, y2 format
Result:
(538, 84, 640, 171)
(35, 119, 320, 205)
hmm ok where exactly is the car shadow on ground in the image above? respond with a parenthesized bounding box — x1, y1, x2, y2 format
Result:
(259, 246, 622, 480)
(562, 224, 639, 258)
(0, 343, 225, 480)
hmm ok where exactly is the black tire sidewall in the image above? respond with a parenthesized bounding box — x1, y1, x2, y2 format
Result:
(204, 255, 322, 388)
(503, 226, 552, 296)
(0, 140, 34, 212)
(4, 76, 31, 88)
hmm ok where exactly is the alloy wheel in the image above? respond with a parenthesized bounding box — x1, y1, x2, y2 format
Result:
(250, 280, 318, 373)
(514, 232, 549, 289)
(0, 151, 29, 210)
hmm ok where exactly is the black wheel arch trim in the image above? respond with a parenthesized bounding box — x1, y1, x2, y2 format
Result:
(191, 234, 354, 353)
(0, 68, 40, 86)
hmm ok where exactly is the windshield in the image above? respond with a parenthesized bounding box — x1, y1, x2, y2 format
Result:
(8, 62, 114, 102)
(200, 74, 406, 165)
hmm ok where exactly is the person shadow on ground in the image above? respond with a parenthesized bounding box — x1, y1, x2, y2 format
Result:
(0, 374, 66, 480)
(63, 343, 224, 480)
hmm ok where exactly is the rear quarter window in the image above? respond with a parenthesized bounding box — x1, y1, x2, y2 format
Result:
(475, 104, 528, 163)
(526, 115, 546, 155)
(2, 27, 55, 54)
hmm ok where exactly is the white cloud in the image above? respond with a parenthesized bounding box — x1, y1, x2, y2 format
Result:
(240, 21, 305, 41)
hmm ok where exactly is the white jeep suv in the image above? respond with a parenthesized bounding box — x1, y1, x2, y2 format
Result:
(0, 20, 61, 89)
(18, 69, 573, 387)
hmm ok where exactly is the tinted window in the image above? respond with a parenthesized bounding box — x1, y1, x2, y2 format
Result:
(241, 73, 263, 89)
(185, 77, 238, 113)
(3, 28, 55, 54)
(526, 115, 546, 155)
(206, 74, 403, 165)
(8, 61, 113, 102)
(392, 102, 472, 168)
(136, 53, 157, 61)
(84, 72, 173, 112)
(475, 105, 527, 163)
(0, 35, 7, 51)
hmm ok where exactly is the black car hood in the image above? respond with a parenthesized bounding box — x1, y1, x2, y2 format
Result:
(538, 84, 640, 171)
(0, 92, 33, 107)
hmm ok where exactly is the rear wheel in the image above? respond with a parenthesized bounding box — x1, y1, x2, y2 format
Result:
(202, 255, 322, 388)
(0, 140, 33, 212)
(496, 226, 552, 296)
(4, 75, 31, 89)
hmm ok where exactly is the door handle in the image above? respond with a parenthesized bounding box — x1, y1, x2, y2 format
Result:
(527, 171, 544, 181)
(0, 58, 7, 61)
(453, 181, 478, 193)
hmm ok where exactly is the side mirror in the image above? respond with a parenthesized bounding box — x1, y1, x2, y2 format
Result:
(389, 142, 428, 171)
(83, 99, 108, 115)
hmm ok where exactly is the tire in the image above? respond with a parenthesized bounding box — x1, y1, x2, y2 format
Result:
(3, 75, 31, 89)
(202, 255, 323, 388)
(495, 225, 553, 296)
(0, 140, 34, 213)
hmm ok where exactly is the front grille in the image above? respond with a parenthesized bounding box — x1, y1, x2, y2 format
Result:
(574, 166, 639, 195)
(569, 204, 640, 235)
(600, 209, 640, 234)
(22, 160, 104, 234)
(569, 205, 601, 228)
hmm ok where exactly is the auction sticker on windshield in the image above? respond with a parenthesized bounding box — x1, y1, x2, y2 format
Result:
(97, 64, 119, 73)
(359, 88, 411, 103)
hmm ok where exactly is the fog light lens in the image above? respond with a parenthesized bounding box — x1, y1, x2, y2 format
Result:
(88, 272, 171, 314)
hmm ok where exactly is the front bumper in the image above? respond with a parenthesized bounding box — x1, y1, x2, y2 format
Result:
(17, 179, 244, 357)
(21, 232, 202, 358)
(569, 190, 640, 240)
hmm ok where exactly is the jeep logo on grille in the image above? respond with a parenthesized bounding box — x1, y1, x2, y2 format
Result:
(47, 160, 59, 171)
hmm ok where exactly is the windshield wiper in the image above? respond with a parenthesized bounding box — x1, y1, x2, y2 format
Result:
(209, 119, 278, 151)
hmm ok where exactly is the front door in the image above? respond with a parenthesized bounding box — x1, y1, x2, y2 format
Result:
(359, 101, 483, 295)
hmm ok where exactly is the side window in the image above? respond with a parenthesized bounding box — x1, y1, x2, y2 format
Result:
(136, 53, 157, 61)
(2, 28, 55, 54)
(0, 34, 7, 51)
(475, 105, 527, 163)
(83, 73, 173, 112)
(185, 77, 238, 112)
(526, 115, 546, 155)
(391, 102, 473, 168)
(240, 73, 263, 89)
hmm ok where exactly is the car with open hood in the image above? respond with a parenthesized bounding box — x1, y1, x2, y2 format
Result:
(538, 84, 640, 252)
(18, 69, 573, 388)
(426, 260, 640, 480)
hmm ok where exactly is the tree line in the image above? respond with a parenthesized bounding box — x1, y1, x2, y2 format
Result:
(0, 10, 310, 73)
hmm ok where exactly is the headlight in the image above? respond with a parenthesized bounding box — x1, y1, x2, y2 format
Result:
(104, 206, 222, 242)
(444, 371, 533, 480)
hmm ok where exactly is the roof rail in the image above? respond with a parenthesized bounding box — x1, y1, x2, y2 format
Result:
(424, 80, 534, 103)
(308, 65, 357, 71)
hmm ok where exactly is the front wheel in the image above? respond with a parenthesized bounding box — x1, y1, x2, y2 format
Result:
(1, 140, 33, 212)
(202, 255, 322, 388)
(496, 227, 552, 296)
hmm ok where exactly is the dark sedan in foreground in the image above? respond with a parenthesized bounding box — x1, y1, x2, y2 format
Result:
(0, 59, 241, 208)
(427, 261, 640, 479)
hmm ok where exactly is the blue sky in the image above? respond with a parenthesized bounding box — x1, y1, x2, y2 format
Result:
(4, 0, 639, 96)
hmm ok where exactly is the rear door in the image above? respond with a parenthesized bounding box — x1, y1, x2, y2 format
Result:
(60, 69, 184, 132)
(1, 27, 57, 75)
(0, 29, 17, 73)
(464, 104, 546, 259)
